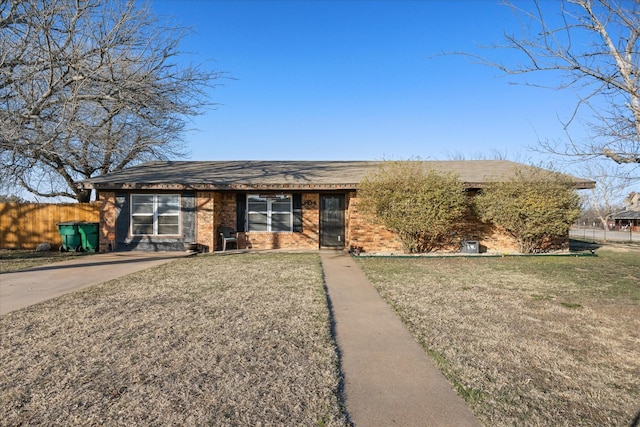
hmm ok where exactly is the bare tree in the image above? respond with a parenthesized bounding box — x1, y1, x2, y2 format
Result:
(445, 149, 531, 163)
(471, 0, 639, 170)
(0, 0, 222, 202)
(580, 160, 630, 230)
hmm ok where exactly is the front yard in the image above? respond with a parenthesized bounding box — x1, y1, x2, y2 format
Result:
(356, 245, 640, 426)
(2, 244, 638, 426)
(0, 253, 347, 426)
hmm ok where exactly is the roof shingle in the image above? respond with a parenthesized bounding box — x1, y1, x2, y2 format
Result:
(78, 160, 595, 191)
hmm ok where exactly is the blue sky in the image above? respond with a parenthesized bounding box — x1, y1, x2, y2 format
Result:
(151, 0, 584, 163)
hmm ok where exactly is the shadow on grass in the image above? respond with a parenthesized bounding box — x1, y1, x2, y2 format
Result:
(0, 250, 92, 261)
(569, 239, 602, 252)
(4, 253, 190, 274)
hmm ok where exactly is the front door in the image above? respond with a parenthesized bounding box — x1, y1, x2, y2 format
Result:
(320, 195, 345, 247)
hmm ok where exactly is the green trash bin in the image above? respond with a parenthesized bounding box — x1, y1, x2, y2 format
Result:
(77, 222, 100, 252)
(57, 222, 82, 252)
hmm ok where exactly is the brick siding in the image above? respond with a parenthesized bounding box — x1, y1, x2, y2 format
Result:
(241, 193, 319, 250)
(344, 194, 561, 254)
(345, 193, 404, 253)
(98, 190, 568, 253)
(98, 192, 117, 252)
(195, 191, 217, 252)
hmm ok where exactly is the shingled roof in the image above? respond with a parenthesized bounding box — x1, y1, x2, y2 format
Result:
(610, 210, 640, 220)
(77, 160, 595, 191)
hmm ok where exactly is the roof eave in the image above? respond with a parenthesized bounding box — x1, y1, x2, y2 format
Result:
(574, 181, 597, 190)
(80, 180, 597, 191)
(83, 182, 361, 191)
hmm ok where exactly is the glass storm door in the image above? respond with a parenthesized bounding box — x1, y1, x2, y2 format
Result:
(320, 195, 345, 247)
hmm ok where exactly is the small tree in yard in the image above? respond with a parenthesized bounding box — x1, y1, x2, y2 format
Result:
(474, 168, 582, 253)
(358, 161, 468, 253)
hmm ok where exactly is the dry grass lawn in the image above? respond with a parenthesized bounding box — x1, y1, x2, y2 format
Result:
(0, 253, 347, 426)
(356, 245, 640, 426)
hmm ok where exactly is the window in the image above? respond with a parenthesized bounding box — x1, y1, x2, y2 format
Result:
(247, 194, 292, 232)
(131, 194, 180, 235)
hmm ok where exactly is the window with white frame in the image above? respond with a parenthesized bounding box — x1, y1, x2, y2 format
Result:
(247, 194, 292, 232)
(131, 194, 181, 235)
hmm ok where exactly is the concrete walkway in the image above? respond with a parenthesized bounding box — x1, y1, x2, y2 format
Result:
(321, 251, 481, 426)
(0, 251, 192, 315)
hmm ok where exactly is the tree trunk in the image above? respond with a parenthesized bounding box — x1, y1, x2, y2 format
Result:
(599, 217, 609, 242)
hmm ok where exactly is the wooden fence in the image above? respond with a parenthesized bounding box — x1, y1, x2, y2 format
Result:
(0, 202, 100, 250)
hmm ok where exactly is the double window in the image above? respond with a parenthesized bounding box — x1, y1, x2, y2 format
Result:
(247, 194, 292, 232)
(131, 194, 180, 235)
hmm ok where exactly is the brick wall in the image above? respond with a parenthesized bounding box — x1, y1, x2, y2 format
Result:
(217, 192, 239, 250)
(217, 193, 237, 229)
(240, 193, 320, 250)
(98, 190, 568, 254)
(343, 194, 566, 254)
(346, 193, 404, 253)
(98, 192, 117, 252)
(194, 192, 242, 251)
(195, 191, 216, 252)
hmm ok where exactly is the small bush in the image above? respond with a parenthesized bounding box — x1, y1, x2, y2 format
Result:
(474, 167, 581, 253)
(358, 160, 468, 253)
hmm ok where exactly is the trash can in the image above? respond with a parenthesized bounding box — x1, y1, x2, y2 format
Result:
(77, 222, 100, 252)
(460, 240, 479, 254)
(57, 222, 82, 252)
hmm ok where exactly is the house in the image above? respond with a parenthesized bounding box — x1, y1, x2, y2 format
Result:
(77, 160, 594, 253)
(610, 191, 640, 231)
(610, 192, 640, 231)
(624, 191, 639, 210)
(610, 210, 640, 231)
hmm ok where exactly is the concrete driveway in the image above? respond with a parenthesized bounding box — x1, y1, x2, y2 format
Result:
(0, 251, 193, 315)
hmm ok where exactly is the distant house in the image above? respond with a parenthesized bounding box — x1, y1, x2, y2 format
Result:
(610, 192, 640, 231)
(624, 192, 639, 210)
(610, 210, 640, 231)
(77, 160, 594, 253)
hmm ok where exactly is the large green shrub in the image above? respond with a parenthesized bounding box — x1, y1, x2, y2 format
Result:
(358, 161, 468, 253)
(474, 167, 581, 253)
